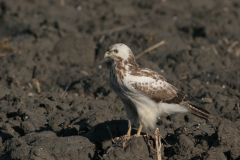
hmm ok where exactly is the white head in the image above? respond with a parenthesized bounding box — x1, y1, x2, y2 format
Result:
(104, 43, 134, 61)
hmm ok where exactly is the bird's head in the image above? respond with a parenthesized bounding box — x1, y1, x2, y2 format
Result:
(104, 43, 134, 61)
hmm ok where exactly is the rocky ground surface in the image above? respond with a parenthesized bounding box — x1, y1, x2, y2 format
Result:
(0, 0, 240, 159)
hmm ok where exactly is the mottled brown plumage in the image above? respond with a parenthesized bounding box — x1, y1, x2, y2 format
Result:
(105, 43, 211, 136)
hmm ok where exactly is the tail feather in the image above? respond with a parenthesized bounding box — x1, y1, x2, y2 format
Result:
(180, 102, 211, 119)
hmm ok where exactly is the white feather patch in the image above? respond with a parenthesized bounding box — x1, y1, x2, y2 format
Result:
(158, 102, 188, 115)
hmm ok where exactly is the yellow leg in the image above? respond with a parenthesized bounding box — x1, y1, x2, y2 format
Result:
(135, 123, 143, 137)
(126, 125, 132, 136)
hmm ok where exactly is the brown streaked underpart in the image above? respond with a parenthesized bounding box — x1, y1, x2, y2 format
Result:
(114, 56, 127, 79)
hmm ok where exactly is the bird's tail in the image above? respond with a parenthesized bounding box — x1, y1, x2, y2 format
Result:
(180, 102, 211, 119)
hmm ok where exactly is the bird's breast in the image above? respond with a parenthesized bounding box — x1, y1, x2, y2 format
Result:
(109, 66, 130, 98)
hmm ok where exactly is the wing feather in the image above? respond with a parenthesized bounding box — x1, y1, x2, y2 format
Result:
(128, 68, 211, 118)
(128, 68, 178, 102)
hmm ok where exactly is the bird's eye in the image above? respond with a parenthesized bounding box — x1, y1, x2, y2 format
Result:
(114, 49, 118, 53)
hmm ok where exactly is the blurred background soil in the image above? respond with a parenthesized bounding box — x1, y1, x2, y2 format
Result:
(0, 0, 240, 159)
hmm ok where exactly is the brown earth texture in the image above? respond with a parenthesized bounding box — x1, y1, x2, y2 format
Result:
(0, 0, 240, 160)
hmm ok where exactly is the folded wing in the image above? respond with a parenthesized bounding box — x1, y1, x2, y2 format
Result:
(128, 68, 211, 119)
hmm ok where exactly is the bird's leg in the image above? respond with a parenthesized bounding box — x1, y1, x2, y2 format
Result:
(126, 125, 132, 136)
(135, 123, 143, 137)
(122, 121, 132, 148)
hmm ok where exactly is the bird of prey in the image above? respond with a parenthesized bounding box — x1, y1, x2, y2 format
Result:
(104, 43, 210, 137)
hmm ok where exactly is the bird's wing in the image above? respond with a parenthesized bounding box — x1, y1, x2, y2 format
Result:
(127, 68, 211, 118)
(128, 76, 179, 102)
(128, 68, 180, 102)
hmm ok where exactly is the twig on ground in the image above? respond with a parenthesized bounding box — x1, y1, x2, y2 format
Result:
(146, 133, 155, 154)
(212, 46, 218, 54)
(32, 79, 41, 93)
(122, 135, 127, 148)
(135, 41, 166, 59)
(106, 126, 115, 144)
(146, 133, 150, 146)
(155, 128, 162, 160)
(28, 82, 33, 89)
(62, 92, 68, 99)
(223, 37, 229, 44)
(81, 70, 89, 75)
(61, 86, 69, 98)
(227, 41, 239, 53)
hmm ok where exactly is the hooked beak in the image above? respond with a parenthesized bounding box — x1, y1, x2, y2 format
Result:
(104, 51, 110, 58)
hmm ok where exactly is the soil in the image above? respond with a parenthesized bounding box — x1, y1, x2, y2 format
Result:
(0, 0, 240, 160)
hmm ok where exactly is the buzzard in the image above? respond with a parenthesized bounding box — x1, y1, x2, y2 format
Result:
(104, 43, 210, 137)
